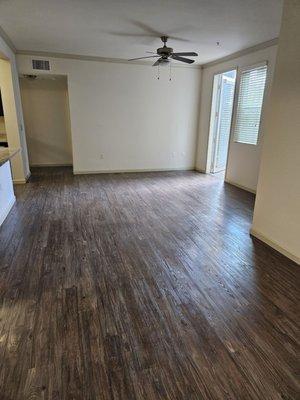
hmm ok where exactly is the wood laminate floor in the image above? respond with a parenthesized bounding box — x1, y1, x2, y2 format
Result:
(0, 167, 299, 400)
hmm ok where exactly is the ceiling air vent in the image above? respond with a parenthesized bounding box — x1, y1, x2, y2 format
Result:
(32, 59, 50, 71)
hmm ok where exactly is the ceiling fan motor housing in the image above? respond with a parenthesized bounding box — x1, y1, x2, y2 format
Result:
(157, 46, 173, 58)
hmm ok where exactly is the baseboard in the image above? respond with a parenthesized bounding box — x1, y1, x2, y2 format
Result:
(0, 195, 16, 226)
(225, 179, 256, 194)
(73, 166, 195, 175)
(13, 171, 31, 184)
(250, 228, 300, 265)
(194, 167, 206, 173)
(13, 178, 27, 184)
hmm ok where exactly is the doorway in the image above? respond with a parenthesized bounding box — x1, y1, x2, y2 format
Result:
(209, 70, 236, 175)
(20, 74, 73, 167)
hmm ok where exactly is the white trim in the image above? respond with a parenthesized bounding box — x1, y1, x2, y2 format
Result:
(194, 167, 206, 173)
(0, 25, 16, 53)
(0, 194, 16, 226)
(202, 38, 278, 69)
(13, 170, 31, 184)
(225, 179, 256, 194)
(9, 35, 278, 71)
(250, 228, 300, 265)
(13, 178, 27, 184)
(73, 166, 195, 175)
(17, 50, 202, 69)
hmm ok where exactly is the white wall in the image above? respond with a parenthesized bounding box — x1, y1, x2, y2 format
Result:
(17, 56, 201, 173)
(252, 0, 300, 264)
(196, 45, 278, 192)
(20, 76, 73, 166)
(0, 36, 29, 182)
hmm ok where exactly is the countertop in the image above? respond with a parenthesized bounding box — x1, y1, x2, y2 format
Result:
(0, 147, 20, 167)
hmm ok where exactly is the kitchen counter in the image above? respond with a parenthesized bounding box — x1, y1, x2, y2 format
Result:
(0, 147, 20, 226)
(0, 147, 20, 167)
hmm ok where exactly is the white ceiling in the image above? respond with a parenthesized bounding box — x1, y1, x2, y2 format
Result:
(0, 0, 283, 64)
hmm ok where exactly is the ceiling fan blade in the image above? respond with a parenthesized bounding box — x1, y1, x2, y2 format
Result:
(167, 36, 190, 43)
(128, 55, 160, 61)
(130, 21, 162, 37)
(109, 32, 158, 38)
(172, 52, 198, 57)
(129, 21, 190, 42)
(171, 55, 195, 64)
(153, 59, 161, 66)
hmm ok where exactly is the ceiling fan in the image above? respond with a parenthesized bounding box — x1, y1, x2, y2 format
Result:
(128, 36, 198, 66)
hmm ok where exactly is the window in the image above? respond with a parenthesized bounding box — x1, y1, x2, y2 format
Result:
(233, 65, 267, 145)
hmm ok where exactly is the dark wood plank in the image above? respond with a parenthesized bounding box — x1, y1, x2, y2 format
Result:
(0, 167, 299, 400)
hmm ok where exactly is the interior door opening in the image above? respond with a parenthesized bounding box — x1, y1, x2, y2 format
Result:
(209, 69, 236, 177)
(20, 74, 73, 168)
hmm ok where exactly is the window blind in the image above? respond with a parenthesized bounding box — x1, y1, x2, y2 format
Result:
(233, 65, 267, 145)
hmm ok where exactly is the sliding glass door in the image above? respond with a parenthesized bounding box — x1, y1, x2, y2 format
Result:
(210, 70, 236, 173)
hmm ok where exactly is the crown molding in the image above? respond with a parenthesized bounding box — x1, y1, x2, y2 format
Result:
(16, 49, 202, 69)
(0, 25, 16, 53)
(202, 38, 278, 69)
(15, 38, 278, 70)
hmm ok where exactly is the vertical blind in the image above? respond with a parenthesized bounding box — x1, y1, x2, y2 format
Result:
(233, 65, 267, 145)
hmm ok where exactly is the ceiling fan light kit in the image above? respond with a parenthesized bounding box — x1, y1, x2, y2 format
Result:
(128, 36, 198, 79)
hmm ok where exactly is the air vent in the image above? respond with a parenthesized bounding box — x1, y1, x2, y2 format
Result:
(32, 59, 50, 71)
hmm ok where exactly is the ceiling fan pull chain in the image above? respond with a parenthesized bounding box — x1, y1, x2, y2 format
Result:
(169, 63, 172, 81)
(157, 64, 160, 80)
